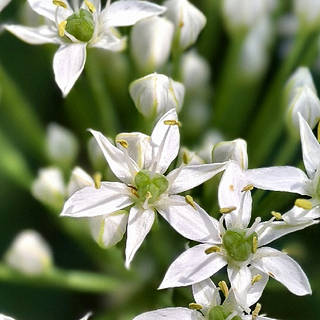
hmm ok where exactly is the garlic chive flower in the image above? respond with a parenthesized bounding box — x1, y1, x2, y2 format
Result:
(61, 109, 227, 268)
(160, 161, 312, 311)
(5, 0, 166, 96)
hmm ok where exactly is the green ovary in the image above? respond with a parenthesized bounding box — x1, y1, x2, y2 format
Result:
(65, 8, 94, 42)
(207, 305, 241, 320)
(134, 170, 169, 203)
(223, 228, 257, 262)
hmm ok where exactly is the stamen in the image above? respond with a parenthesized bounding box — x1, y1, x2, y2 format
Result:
(205, 246, 221, 254)
(128, 185, 139, 198)
(251, 236, 258, 254)
(85, 0, 96, 12)
(58, 21, 67, 37)
(93, 172, 102, 189)
(53, 0, 68, 8)
(185, 195, 196, 210)
(251, 274, 262, 285)
(164, 119, 181, 126)
(182, 151, 188, 164)
(271, 211, 282, 220)
(188, 303, 203, 310)
(241, 184, 254, 192)
(116, 139, 129, 149)
(220, 206, 237, 214)
(295, 198, 312, 210)
(252, 303, 261, 320)
(218, 280, 229, 298)
(245, 217, 261, 238)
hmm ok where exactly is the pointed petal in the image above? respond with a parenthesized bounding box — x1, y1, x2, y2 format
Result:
(157, 195, 221, 243)
(282, 205, 320, 224)
(167, 162, 227, 194)
(252, 247, 312, 295)
(227, 265, 252, 312)
(148, 109, 180, 174)
(102, 0, 166, 28)
(132, 307, 195, 320)
(53, 43, 87, 97)
(61, 182, 133, 217)
(192, 278, 220, 311)
(28, 0, 63, 22)
(90, 129, 139, 184)
(299, 112, 320, 179)
(5, 25, 61, 45)
(125, 206, 155, 269)
(247, 266, 269, 307)
(246, 166, 311, 195)
(257, 219, 318, 246)
(159, 244, 227, 289)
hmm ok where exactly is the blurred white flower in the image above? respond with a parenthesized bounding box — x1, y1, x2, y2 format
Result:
(4, 230, 53, 275)
(0, 0, 11, 12)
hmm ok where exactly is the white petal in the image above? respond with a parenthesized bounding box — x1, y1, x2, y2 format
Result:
(192, 278, 220, 311)
(282, 205, 320, 224)
(246, 166, 311, 195)
(132, 307, 195, 320)
(125, 206, 155, 269)
(148, 109, 180, 174)
(157, 195, 221, 243)
(61, 182, 133, 217)
(53, 43, 87, 97)
(168, 162, 226, 194)
(228, 265, 252, 312)
(257, 219, 318, 247)
(159, 244, 227, 289)
(90, 129, 139, 184)
(27, 0, 64, 22)
(252, 247, 312, 295)
(102, 0, 166, 28)
(0, 0, 11, 12)
(5, 25, 60, 45)
(299, 112, 320, 179)
(246, 266, 269, 307)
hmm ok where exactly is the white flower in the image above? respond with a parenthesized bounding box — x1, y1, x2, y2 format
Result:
(159, 161, 312, 311)
(129, 73, 185, 120)
(5, 0, 165, 96)
(61, 109, 226, 267)
(134, 278, 276, 320)
(4, 230, 53, 275)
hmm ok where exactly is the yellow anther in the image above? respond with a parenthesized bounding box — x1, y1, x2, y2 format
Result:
(58, 20, 67, 37)
(220, 206, 237, 214)
(295, 198, 312, 210)
(93, 172, 102, 189)
(218, 281, 229, 298)
(252, 303, 261, 320)
(185, 195, 196, 210)
(85, 0, 96, 12)
(116, 139, 129, 149)
(251, 274, 262, 285)
(205, 246, 221, 254)
(241, 184, 254, 192)
(53, 0, 68, 8)
(182, 152, 188, 164)
(252, 236, 258, 254)
(145, 191, 152, 199)
(164, 119, 181, 126)
(188, 303, 203, 310)
(271, 211, 282, 220)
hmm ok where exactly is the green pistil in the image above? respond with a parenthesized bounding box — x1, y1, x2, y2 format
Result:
(134, 170, 169, 204)
(208, 305, 241, 320)
(223, 228, 258, 262)
(65, 8, 94, 42)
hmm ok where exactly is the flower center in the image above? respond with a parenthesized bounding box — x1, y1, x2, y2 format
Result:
(134, 170, 169, 204)
(222, 228, 257, 262)
(65, 8, 95, 42)
(207, 305, 241, 320)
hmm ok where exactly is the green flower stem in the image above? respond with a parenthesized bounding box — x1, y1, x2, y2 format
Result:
(85, 50, 118, 135)
(0, 262, 124, 294)
(246, 28, 319, 167)
(0, 62, 45, 160)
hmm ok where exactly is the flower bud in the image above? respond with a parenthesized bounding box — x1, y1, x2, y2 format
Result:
(46, 123, 79, 168)
(131, 16, 174, 73)
(164, 0, 206, 51)
(89, 211, 128, 248)
(31, 167, 65, 209)
(284, 67, 320, 134)
(4, 230, 53, 275)
(67, 167, 94, 197)
(212, 139, 248, 170)
(129, 73, 185, 119)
